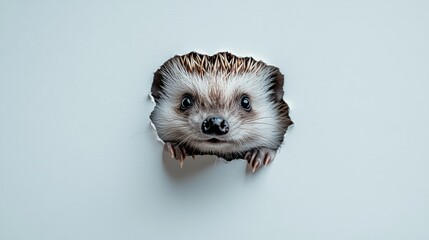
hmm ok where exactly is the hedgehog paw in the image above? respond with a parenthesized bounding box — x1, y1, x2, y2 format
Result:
(244, 148, 276, 173)
(164, 142, 188, 168)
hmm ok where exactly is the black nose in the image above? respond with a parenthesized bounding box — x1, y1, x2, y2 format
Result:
(201, 116, 229, 135)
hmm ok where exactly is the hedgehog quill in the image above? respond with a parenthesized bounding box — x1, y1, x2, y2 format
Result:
(150, 52, 293, 173)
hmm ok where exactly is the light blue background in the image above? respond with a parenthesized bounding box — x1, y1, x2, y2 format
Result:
(1, 0, 428, 239)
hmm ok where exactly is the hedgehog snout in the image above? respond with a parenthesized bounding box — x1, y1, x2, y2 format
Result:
(201, 116, 229, 136)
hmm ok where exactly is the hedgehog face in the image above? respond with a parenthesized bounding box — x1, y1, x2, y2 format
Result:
(150, 52, 292, 157)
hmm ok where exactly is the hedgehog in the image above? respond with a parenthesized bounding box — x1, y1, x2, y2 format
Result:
(150, 52, 293, 172)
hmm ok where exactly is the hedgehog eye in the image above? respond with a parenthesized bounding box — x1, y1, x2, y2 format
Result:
(180, 95, 194, 111)
(240, 95, 251, 112)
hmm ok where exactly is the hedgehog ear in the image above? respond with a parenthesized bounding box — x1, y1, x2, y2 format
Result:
(269, 67, 285, 102)
(150, 70, 164, 102)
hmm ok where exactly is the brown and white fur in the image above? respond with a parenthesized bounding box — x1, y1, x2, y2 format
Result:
(150, 52, 293, 172)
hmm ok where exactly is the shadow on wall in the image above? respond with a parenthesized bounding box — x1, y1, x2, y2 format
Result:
(161, 149, 218, 180)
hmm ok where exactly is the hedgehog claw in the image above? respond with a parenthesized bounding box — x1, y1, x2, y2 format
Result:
(252, 162, 260, 173)
(164, 142, 188, 168)
(244, 148, 276, 172)
(164, 142, 175, 159)
(264, 154, 272, 167)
